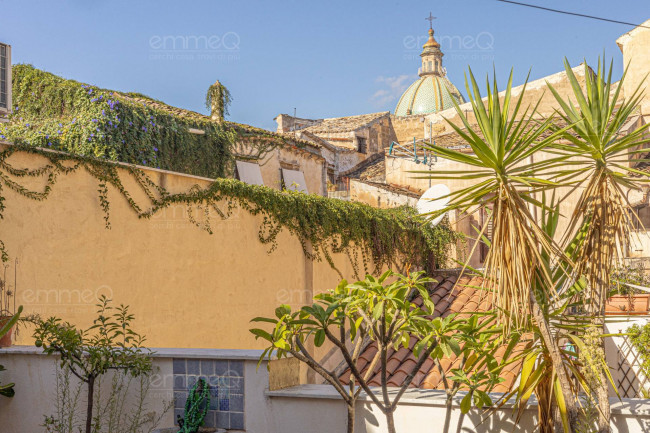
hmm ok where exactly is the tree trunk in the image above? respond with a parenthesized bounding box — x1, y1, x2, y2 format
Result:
(443, 395, 453, 433)
(530, 293, 578, 433)
(595, 292, 611, 433)
(455, 410, 466, 433)
(596, 366, 611, 433)
(85, 374, 95, 433)
(347, 402, 355, 433)
(385, 409, 397, 433)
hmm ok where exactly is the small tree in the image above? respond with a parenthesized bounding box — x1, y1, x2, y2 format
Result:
(436, 313, 507, 433)
(33, 296, 151, 433)
(251, 279, 368, 433)
(253, 271, 475, 433)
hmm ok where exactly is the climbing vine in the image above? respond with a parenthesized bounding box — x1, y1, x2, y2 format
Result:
(0, 65, 310, 180)
(0, 142, 459, 276)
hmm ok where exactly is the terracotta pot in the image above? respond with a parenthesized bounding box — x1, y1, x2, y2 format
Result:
(0, 316, 14, 347)
(605, 294, 650, 315)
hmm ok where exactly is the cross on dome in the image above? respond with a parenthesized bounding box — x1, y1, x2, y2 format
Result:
(425, 12, 436, 30)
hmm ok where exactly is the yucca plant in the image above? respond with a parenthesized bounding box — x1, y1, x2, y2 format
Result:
(498, 199, 618, 433)
(548, 57, 650, 433)
(419, 67, 581, 431)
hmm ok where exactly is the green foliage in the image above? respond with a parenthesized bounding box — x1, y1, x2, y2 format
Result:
(252, 271, 454, 367)
(33, 296, 151, 433)
(33, 296, 151, 379)
(178, 378, 210, 433)
(628, 322, 650, 381)
(0, 65, 253, 179)
(252, 271, 498, 433)
(440, 314, 505, 411)
(421, 66, 568, 332)
(0, 143, 458, 276)
(610, 262, 650, 295)
(205, 81, 232, 120)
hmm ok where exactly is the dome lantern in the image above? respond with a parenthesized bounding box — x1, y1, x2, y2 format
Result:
(394, 15, 465, 116)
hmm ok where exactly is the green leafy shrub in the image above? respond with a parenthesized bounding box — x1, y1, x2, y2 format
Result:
(628, 322, 650, 380)
(0, 65, 291, 179)
(34, 296, 153, 433)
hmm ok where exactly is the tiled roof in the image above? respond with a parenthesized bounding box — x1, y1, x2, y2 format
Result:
(343, 154, 386, 182)
(339, 274, 522, 392)
(302, 112, 390, 135)
(294, 130, 356, 153)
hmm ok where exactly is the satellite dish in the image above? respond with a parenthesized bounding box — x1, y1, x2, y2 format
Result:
(416, 184, 451, 226)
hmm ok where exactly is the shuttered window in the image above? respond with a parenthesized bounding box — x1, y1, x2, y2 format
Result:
(0, 44, 8, 110)
(235, 160, 264, 186)
(281, 168, 308, 193)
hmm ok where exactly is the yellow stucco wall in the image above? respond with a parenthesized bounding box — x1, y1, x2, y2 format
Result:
(0, 145, 368, 349)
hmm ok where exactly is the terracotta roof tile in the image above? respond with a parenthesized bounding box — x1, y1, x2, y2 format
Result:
(339, 274, 524, 392)
(302, 112, 390, 135)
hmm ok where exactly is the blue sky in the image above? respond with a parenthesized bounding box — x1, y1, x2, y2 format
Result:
(1, 0, 647, 131)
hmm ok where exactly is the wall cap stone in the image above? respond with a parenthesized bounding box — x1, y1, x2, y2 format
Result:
(266, 384, 650, 414)
(0, 345, 269, 361)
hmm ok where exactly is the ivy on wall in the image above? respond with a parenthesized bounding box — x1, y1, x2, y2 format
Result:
(0, 143, 459, 276)
(0, 65, 309, 179)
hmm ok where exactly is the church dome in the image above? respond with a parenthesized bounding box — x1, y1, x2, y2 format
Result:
(394, 75, 465, 116)
(394, 21, 465, 116)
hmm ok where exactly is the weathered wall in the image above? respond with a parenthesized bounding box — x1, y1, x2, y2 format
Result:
(390, 115, 427, 143)
(0, 145, 365, 349)
(257, 146, 326, 195)
(368, 117, 398, 153)
(617, 19, 650, 115)
(350, 180, 417, 209)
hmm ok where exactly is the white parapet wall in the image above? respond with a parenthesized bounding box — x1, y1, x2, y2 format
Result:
(267, 385, 650, 433)
(2, 346, 650, 433)
(0, 346, 272, 433)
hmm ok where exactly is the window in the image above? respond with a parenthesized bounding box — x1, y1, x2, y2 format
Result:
(479, 206, 493, 263)
(281, 168, 308, 193)
(357, 137, 367, 154)
(235, 160, 264, 186)
(0, 43, 11, 114)
(632, 205, 650, 231)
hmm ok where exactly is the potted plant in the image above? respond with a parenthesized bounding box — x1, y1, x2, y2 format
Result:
(0, 260, 18, 347)
(606, 263, 650, 315)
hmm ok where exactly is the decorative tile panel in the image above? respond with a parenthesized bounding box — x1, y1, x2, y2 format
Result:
(173, 358, 245, 430)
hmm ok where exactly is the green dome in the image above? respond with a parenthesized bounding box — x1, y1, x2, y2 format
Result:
(394, 75, 465, 116)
